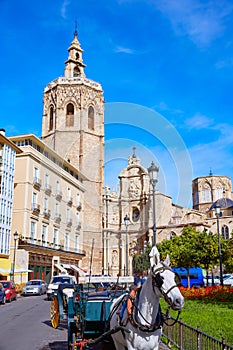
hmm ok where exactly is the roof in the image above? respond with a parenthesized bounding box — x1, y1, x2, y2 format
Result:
(209, 197, 233, 211)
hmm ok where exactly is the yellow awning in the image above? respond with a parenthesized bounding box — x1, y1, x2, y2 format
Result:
(0, 258, 30, 275)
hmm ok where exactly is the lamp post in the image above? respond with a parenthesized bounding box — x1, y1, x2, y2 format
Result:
(148, 161, 159, 245)
(215, 205, 223, 287)
(12, 231, 19, 282)
(124, 214, 130, 276)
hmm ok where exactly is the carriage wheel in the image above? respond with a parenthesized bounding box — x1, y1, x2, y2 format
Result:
(71, 333, 77, 350)
(50, 295, 60, 328)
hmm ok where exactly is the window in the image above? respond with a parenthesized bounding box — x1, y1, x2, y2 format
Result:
(74, 66, 80, 76)
(53, 229, 58, 248)
(32, 192, 37, 207)
(49, 106, 54, 131)
(42, 225, 47, 246)
(65, 232, 69, 250)
(75, 234, 79, 252)
(44, 197, 48, 212)
(56, 181, 60, 194)
(132, 207, 140, 222)
(55, 203, 59, 217)
(202, 183, 212, 203)
(66, 103, 74, 126)
(33, 167, 39, 182)
(30, 221, 36, 244)
(88, 106, 94, 130)
(222, 225, 229, 239)
(216, 186, 223, 200)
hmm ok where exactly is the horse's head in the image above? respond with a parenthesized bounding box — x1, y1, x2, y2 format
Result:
(149, 247, 184, 311)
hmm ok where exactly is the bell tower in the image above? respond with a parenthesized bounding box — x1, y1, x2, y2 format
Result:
(41, 28, 104, 272)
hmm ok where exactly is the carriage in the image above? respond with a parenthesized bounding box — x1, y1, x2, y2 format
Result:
(50, 247, 184, 350)
(50, 275, 134, 349)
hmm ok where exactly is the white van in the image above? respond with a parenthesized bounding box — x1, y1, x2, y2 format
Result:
(47, 274, 76, 300)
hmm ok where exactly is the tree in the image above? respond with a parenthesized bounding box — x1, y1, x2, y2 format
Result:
(133, 243, 152, 273)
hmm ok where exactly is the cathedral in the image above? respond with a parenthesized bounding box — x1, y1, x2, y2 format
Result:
(2, 28, 233, 283)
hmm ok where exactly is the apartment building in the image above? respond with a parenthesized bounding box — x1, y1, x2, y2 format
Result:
(0, 129, 22, 278)
(9, 134, 86, 283)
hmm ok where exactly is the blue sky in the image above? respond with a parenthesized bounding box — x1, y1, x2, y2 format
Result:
(1, 0, 233, 208)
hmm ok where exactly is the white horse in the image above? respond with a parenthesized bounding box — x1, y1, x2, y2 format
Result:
(110, 246, 184, 350)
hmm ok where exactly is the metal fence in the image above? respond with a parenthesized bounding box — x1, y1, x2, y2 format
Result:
(162, 318, 233, 350)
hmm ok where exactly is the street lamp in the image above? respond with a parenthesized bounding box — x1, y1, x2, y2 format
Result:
(215, 205, 223, 287)
(124, 214, 130, 276)
(148, 161, 159, 245)
(12, 231, 19, 282)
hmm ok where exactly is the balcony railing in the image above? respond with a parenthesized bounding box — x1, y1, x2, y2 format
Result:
(43, 209, 51, 219)
(76, 223, 82, 231)
(66, 219, 72, 227)
(18, 236, 86, 256)
(54, 214, 61, 223)
(32, 203, 40, 214)
(55, 191, 62, 201)
(44, 184, 52, 195)
(76, 202, 82, 211)
(33, 177, 41, 189)
(67, 197, 73, 206)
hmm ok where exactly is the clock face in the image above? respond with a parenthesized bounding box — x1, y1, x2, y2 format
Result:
(132, 207, 140, 222)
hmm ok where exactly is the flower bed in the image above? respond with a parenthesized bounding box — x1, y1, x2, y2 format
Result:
(180, 286, 233, 302)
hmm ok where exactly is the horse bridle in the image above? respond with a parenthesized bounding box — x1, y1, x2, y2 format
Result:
(152, 265, 181, 306)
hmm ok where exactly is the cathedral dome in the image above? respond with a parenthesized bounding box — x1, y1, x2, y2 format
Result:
(209, 197, 233, 211)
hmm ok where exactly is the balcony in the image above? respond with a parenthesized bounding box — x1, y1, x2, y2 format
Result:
(33, 177, 41, 189)
(32, 203, 40, 214)
(18, 236, 86, 256)
(43, 209, 51, 219)
(55, 191, 62, 201)
(54, 214, 61, 223)
(44, 184, 52, 195)
(76, 223, 82, 231)
(67, 197, 73, 206)
(66, 219, 72, 227)
(76, 202, 82, 211)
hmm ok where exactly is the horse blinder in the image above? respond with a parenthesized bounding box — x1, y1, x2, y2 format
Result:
(174, 272, 182, 286)
(154, 273, 164, 288)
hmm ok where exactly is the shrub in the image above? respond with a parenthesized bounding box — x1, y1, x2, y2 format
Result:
(180, 286, 233, 302)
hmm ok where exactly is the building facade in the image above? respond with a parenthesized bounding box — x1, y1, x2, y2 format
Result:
(103, 151, 233, 276)
(0, 129, 22, 279)
(9, 134, 86, 283)
(41, 30, 104, 273)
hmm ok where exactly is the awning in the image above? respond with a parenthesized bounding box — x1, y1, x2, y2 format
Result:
(54, 263, 68, 273)
(62, 263, 86, 276)
(0, 258, 31, 275)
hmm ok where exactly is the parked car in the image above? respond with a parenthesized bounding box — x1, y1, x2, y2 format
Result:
(203, 275, 220, 286)
(1, 280, 18, 302)
(0, 283, 6, 304)
(47, 275, 76, 300)
(21, 279, 47, 296)
(223, 276, 233, 286)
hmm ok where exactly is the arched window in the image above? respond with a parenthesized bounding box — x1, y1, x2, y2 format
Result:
(222, 225, 229, 239)
(88, 106, 94, 130)
(202, 183, 212, 203)
(132, 207, 140, 222)
(73, 66, 80, 77)
(49, 106, 54, 131)
(66, 103, 74, 127)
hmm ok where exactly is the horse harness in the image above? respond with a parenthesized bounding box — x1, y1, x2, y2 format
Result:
(112, 265, 181, 334)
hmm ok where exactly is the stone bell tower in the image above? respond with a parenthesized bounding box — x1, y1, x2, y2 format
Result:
(41, 28, 104, 272)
